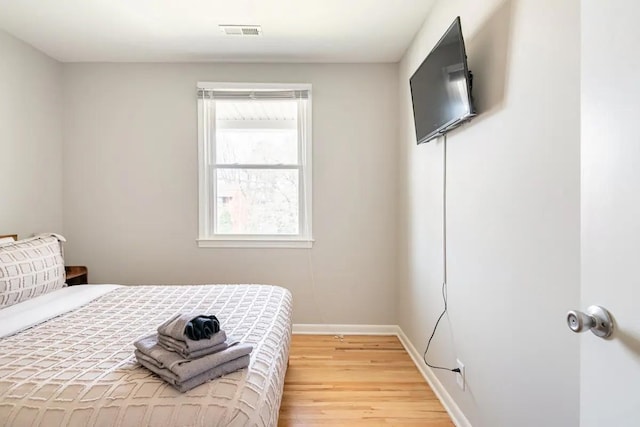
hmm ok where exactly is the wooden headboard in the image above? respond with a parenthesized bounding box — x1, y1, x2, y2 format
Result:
(0, 234, 17, 241)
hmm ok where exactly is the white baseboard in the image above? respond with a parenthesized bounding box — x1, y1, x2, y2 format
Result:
(395, 327, 472, 427)
(291, 323, 471, 427)
(292, 323, 399, 335)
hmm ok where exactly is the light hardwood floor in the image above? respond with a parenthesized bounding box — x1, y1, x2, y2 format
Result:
(279, 335, 454, 426)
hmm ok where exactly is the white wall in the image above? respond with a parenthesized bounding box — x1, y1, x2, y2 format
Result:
(397, 0, 580, 426)
(0, 30, 63, 238)
(581, 1, 640, 425)
(62, 63, 398, 325)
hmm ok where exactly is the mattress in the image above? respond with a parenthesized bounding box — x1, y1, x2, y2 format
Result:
(0, 284, 292, 427)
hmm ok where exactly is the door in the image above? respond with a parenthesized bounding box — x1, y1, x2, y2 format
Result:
(581, 1, 640, 426)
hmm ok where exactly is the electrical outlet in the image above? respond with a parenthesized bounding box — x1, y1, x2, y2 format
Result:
(456, 359, 465, 390)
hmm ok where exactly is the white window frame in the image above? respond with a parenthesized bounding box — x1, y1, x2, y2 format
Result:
(197, 82, 313, 248)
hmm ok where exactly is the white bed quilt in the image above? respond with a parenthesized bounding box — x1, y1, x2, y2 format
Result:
(0, 284, 292, 427)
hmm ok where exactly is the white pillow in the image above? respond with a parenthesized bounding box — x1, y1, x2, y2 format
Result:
(0, 234, 66, 309)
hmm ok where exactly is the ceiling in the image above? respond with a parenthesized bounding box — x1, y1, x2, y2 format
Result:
(0, 0, 435, 63)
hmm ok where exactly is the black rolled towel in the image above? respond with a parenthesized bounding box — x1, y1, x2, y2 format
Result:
(184, 315, 220, 341)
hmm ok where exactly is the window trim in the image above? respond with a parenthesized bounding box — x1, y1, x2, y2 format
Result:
(197, 82, 313, 249)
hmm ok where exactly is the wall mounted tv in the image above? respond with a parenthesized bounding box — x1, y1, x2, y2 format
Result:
(410, 17, 477, 145)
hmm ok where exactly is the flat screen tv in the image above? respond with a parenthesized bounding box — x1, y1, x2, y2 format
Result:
(410, 17, 476, 145)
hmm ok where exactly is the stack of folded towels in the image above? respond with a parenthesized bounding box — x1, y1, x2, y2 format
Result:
(134, 313, 252, 392)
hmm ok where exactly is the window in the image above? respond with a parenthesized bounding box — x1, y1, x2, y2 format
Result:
(197, 83, 313, 248)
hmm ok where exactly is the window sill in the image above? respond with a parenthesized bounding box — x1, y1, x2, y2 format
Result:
(197, 238, 314, 249)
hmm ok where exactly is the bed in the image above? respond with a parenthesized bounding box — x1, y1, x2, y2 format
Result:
(0, 235, 292, 427)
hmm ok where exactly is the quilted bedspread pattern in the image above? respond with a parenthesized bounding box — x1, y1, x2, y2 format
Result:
(0, 284, 292, 427)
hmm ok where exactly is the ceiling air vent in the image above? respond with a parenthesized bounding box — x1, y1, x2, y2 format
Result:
(219, 25, 263, 36)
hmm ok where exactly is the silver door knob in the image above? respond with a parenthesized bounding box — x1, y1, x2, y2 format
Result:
(567, 305, 613, 338)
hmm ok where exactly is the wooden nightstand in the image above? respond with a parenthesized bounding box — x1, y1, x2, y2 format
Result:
(65, 266, 88, 286)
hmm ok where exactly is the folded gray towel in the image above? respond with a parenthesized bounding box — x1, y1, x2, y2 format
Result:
(138, 354, 250, 392)
(157, 331, 229, 358)
(135, 333, 240, 367)
(157, 314, 228, 357)
(158, 313, 202, 340)
(158, 335, 238, 359)
(134, 336, 253, 382)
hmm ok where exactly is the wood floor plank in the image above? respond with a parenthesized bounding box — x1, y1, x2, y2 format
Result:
(278, 335, 454, 426)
